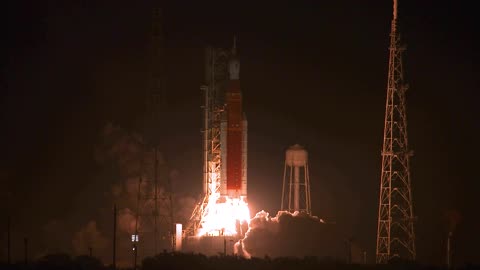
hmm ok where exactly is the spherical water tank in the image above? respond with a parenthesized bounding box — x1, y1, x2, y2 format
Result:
(285, 144, 308, 167)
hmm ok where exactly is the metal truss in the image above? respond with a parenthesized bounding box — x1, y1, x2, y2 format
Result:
(185, 47, 229, 236)
(376, 0, 416, 263)
(134, 6, 174, 261)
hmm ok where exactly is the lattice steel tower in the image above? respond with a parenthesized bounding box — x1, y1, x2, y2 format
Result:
(134, 6, 174, 262)
(185, 46, 229, 236)
(376, 0, 415, 263)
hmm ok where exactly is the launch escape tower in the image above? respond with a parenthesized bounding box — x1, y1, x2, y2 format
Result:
(281, 144, 311, 215)
(376, 0, 416, 263)
(134, 6, 174, 260)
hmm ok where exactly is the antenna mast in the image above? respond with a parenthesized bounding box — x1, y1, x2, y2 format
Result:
(134, 5, 175, 259)
(376, 0, 416, 263)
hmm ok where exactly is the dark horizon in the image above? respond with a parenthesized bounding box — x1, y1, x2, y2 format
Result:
(2, 0, 477, 266)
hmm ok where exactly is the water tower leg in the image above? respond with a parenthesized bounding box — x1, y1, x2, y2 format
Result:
(294, 166, 300, 211)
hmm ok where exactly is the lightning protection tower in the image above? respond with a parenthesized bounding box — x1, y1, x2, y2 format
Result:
(281, 144, 311, 214)
(134, 6, 174, 260)
(376, 0, 416, 263)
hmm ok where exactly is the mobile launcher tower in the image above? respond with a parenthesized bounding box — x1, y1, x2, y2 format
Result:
(184, 39, 250, 254)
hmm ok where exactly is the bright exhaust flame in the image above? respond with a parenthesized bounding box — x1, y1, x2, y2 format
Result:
(197, 173, 250, 236)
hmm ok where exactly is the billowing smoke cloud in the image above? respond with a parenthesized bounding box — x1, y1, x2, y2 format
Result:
(77, 122, 195, 263)
(20, 122, 196, 265)
(110, 125, 193, 212)
(94, 122, 145, 178)
(117, 208, 137, 234)
(235, 210, 342, 259)
(72, 221, 108, 256)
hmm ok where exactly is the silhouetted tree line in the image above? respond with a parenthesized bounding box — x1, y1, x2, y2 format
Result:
(1, 252, 478, 270)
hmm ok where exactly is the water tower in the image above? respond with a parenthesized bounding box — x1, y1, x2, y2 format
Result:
(281, 144, 311, 214)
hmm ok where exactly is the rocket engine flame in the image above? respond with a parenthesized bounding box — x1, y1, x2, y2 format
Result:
(197, 173, 250, 237)
(197, 195, 250, 237)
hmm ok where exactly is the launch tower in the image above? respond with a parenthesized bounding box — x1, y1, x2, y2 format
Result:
(376, 0, 416, 263)
(186, 38, 249, 241)
(185, 46, 228, 236)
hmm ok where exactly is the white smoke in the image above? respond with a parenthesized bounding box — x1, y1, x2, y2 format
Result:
(235, 210, 342, 259)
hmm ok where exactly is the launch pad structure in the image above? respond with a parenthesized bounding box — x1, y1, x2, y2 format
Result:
(185, 45, 229, 237)
(138, 0, 419, 262)
(134, 1, 417, 261)
(184, 39, 249, 254)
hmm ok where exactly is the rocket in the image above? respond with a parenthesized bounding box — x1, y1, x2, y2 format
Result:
(220, 38, 247, 198)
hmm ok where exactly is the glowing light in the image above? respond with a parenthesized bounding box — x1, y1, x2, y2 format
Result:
(197, 171, 250, 236)
(175, 223, 183, 251)
(131, 234, 139, 242)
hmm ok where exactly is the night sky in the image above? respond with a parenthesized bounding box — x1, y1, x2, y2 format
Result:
(3, 0, 478, 265)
